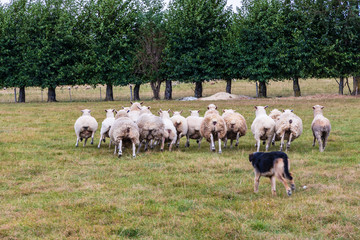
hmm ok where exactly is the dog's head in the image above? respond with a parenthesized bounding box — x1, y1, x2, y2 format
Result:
(249, 153, 255, 162)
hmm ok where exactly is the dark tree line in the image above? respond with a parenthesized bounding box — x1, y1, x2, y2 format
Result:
(0, 0, 359, 102)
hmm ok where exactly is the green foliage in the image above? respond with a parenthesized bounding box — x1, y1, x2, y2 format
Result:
(164, 0, 232, 83)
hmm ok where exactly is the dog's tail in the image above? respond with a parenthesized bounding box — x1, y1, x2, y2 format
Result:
(283, 154, 293, 180)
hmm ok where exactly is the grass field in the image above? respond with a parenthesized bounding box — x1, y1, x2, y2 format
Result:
(1, 84, 360, 239)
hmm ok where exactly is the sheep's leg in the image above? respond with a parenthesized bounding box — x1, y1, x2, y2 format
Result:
(312, 135, 316, 147)
(224, 137, 227, 148)
(280, 133, 285, 152)
(83, 138, 88, 147)
(137, 142, 142, 154)
(218, 133, 222, 154)
(90, 131, 95, 145)
(254, 170, 261, 193)
(176, 133, 181, 148)
(235, 132, 240, 147)
(109, 139, 112, 149)
(316, 134, 323, 152)
(198, 137, 202, 148)
(323, 132, 329, 151)
(118, 140, 122, 157)
(114, 144, 117, 155)
(185, 134, 190, 147)
(230, 139, 233, 148)
(98, 135, 103, 148)
(144, 141, 149, 151)
(132, 142, 136, 158)
(75, 137, 80, 147)
(160, 137, 165, 151)
(286, 133, 293, 151)
(272, 134, 276, 146)
(265, 135, 272, 152)
(271, 176, 276, 196)
(150, 140, 154, 149)
(210, 133, 215, 152)
(256, 138, 261, 152)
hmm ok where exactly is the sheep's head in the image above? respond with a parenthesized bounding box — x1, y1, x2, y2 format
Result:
(81, 109, 91, 116)
(115, 110, 129, 119)
(207, 104, 217, 110)
(222, 109, 235, 114)
(105, 109, 116, 118)
(130, 101, 143, 111)
(283, 109, 294, 114)
(254, 106, 268, 117)
(173, 110, 183, 116)
(189, 110, 200, 117)
(312, 105, 324, 116)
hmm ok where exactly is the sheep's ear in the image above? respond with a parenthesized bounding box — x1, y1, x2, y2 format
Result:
(130, 101, 133, 105)
(140, 101, 144, 105)
(321, 106, 324, 109)
(112, 109, 115, 113)
(254, 106, 257, 109)
(282, 109, 285, 112)
(127, 110, 130, 113)
(264, 106, 268, 109)
(105, 109, 107, 113)
(215, 106, 218, 110)
(223, 109, 225, 113)
(207, 106, 210, 110)
(167, 109, 171, 113)
(81, 110, 84, 113)
(291, 109, 294, 112)
(180, 110, 183, 114)
(147, 106, 151, 109)
(159, 109, 162, 113)
(197, 110, 200, 113)
(114, 110, 118, 114)
(312, 106, 315, 109)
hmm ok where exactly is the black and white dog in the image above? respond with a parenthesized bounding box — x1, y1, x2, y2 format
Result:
(249, 151, 295, 196)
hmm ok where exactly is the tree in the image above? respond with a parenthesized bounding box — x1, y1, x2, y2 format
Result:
(238, 0, 283, 98)
(165, 0, 232, 98)
(132, 0, 166, 100)
(86, 0, 138, 101)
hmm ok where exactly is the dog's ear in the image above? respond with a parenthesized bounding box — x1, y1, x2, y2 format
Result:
(249, 153, 254, 162)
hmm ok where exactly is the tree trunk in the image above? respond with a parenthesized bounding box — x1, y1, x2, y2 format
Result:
(194, 81, 203, 98)
(164, 80, 172, 100)
(292, 77, 301, 97)
(150, 81, 161, 100)
(47, 86, 57, 102)
(352, 76, 360, 95)
(134, 83, 140, 101)
(339, 77, 344, 95)
(226, 79, 232, 94)
(18, 86, 25, 102)
(105, 84, 114, 101)
(259, 81, 267, 98)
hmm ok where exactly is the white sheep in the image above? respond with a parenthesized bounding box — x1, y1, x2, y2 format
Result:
(109, 110, 140, 157)
(185, 110, 204, 148)
(137, 112, 166, 152)
(200, 104, 227, 153)
(269, 109, 282, 145)
(74, 109, 98, 147)
(251, 106, 275, 152)
(275, 109, 303, 151)
(221, 109, 247, 148)
(171, 110, 188, 148)
(128, 101, 143, 123)
(312, 105, 331, 152)
(159, 109, 177, 151)
(97, 109, 116, 148)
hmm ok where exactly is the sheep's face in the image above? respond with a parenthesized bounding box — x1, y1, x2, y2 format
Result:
(81, 109, 91, 115)
(190, 110, 200, 117)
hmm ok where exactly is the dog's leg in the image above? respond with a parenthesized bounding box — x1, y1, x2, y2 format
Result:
(254, 170, 261, 193)
(235, 132, 240, 147)
(271, 176, 276, 196)
(286, 133, 293, 151)
(276, 173, 292, 196)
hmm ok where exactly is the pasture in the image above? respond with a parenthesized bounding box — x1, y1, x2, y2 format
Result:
(0, 81, 360, 239)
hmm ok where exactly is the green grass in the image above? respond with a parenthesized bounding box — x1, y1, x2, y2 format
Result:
(0, 88, 360, 239)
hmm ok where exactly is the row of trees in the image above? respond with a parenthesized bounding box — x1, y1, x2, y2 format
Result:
(0, 0, 359, 102)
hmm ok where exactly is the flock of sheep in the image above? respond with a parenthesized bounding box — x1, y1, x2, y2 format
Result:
(74, 102, 331, 157)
